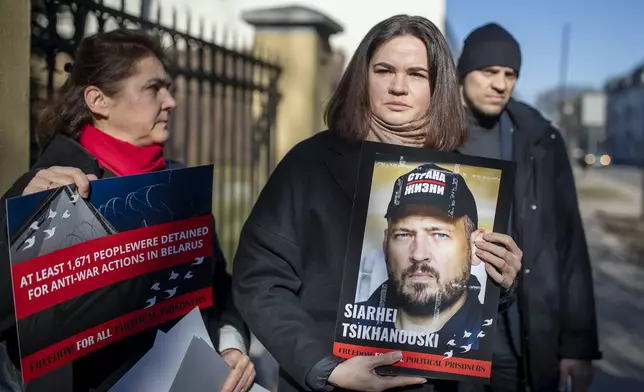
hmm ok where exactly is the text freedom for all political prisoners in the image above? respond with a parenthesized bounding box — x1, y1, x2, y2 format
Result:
(19, 226, 210, 300)
(26, 290, 210, 374)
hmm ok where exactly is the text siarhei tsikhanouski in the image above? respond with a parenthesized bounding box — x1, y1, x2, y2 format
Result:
(333, 142, 515, 383)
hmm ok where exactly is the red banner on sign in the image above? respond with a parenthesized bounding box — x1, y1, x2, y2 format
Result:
(11, 215, 213, 319)
(333, 342, 491, 378)
(21, 287, 213, 383)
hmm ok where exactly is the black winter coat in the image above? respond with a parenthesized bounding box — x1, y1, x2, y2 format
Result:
(504, 99, 601, 390)
(0, 135, 248, 391)
(232, 130, 515, 392)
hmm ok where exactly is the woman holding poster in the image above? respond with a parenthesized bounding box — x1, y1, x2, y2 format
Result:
(0, 29, 254, 391)
(232, 14, 523, 392)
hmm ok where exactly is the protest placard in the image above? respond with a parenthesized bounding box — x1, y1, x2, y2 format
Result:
(5, 165, 215, 389)
(334, 142, 515, 383)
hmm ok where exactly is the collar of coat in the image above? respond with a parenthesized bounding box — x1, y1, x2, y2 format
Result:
(33, 135, 182, 179)
(34, 135, 104, 177)
(504, 98, 556, 146)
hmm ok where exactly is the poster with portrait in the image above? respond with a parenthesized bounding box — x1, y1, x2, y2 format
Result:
(333, 142, 515, 383)
(5, 165, 216, 391)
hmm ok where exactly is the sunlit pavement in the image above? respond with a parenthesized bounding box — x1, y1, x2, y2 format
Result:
(575, 165, 644, 391)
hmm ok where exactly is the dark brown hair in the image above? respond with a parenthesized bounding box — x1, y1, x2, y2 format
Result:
(324, 15, 467, 151)
(36, 28, 169, 151)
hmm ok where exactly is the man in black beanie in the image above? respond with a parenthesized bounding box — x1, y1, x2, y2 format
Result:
(456, 23, 601, 392)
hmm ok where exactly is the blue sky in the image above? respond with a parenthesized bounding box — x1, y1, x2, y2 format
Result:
(447, 0, 644, 105)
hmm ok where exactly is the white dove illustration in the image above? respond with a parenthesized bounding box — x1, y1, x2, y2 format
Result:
(482, 319, 493, 327)
(192, 256, 205, 266)
(443, 350, 453, 359)
(477, 331, 486, 338)
(463, 330, 472, 338)
(22, 236, 36, 251)
(43, 227, 56, 240)
(184, 271, 193, 279)
(151, 283, 160, 291)
(169, 271, 179, 280)
(69, 193, 79, 204)
(62, 210, 71, 219)
(144, 296, 156, 309)
(29, 221, 39, 231)
(165, 286, 178, 298)
(460, 344, 472, 353)
(48, 209, 57, 219)
(447, 339, 456, 346)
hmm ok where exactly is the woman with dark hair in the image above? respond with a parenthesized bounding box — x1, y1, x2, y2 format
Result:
(232, 14, 523, 392)
(0, 28, 255, 391)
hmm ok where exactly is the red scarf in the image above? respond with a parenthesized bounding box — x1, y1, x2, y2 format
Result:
(78, 124, 167, 177)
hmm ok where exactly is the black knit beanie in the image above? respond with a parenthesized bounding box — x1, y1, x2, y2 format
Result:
(457, 23, 522, 78)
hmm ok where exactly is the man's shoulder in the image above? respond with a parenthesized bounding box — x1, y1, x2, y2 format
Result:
(505, 99, 552, 130)
(505, 99, 568, 147)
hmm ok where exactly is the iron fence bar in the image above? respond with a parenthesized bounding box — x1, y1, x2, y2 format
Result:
(266, 72, 281, 175)
(196, 39, 205, 165)
(49, 0, 280, 72)
(209, 28, 218, 166)
(169, 35, 179, 159)
(31, 0, 282, 259)
(238, 53, 246, 236)
(251, 56, 267, 199)
(243, 53, 253, 219)
(217, 43, 228, 247)
(183, 37, 192, 165)
(44, 0, 57, 100)
(170, 70, 275, 93)
(228, 47, 240, 262)
(208, 61, 218, 231)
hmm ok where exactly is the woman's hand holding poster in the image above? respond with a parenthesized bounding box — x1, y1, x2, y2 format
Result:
(5, 165, 216, 390)
(333, 142, 516, 383)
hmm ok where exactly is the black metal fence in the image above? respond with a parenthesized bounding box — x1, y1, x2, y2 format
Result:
(30, 0, 282, 262)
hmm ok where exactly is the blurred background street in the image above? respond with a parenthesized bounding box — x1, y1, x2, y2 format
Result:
(574, 166, 644, 391)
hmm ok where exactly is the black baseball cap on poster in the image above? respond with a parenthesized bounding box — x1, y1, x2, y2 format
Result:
(385, 163, 479, 227)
